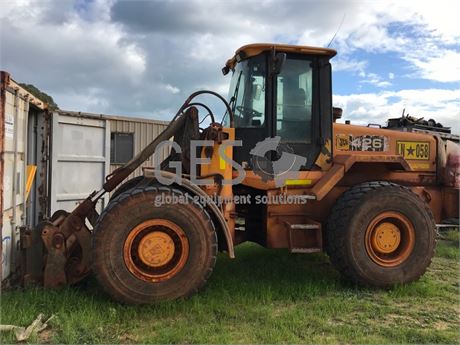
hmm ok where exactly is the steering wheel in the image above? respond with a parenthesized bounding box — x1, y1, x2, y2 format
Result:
(235, 106, 262, 126)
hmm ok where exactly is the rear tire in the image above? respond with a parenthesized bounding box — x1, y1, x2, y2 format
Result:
(326, 181, 436, 287)
(93, 186, 217, 304)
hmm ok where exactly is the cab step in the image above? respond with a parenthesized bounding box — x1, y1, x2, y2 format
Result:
(290, 247, 321, 253)
(284, 218, 323, 254)
(290, 223, 319, 230)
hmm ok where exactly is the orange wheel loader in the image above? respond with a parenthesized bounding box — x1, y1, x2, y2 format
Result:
(20, 44, 459, 304)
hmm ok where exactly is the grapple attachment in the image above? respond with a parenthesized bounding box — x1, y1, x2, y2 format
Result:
(23, 198, 97, 287)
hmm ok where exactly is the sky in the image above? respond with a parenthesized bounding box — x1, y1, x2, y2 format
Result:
(1, 0, 459, 132)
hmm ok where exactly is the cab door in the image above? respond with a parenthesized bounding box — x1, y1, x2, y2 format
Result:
(274, 54, 332, 169)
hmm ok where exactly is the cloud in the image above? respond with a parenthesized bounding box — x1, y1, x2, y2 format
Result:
(165, 84, 180, 94)
(52, 87, 111, 113)
(0, 0, 146, 88)
(361, 73, 392, 88)
(0, 0, 458, 133)
(333, 58, 368, 74)
(324, 1, 460, 84)
(404, 50, 460, 83)
(334, 88, 460, 132)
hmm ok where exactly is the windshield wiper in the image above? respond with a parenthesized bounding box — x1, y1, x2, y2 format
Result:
(230, 70, 243, 112)
(222, 70, 243, 125)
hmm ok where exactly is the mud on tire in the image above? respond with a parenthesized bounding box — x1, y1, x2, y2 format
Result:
(92, 186, 217, 304)
(326, 181, 436, 287)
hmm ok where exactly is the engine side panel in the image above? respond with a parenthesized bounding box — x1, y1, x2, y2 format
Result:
(333, 123, 437, 172)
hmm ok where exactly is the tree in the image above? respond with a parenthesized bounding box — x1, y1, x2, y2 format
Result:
(19, 83, 59, 110)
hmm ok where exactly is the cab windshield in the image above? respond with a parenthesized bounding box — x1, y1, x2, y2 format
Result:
(225, 54, 266, 128)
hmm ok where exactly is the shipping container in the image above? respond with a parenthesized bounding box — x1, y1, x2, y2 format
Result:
(55, 110, 169, 188)
(1, 71, 170, 283)
(1, 71, 48, 282)
(47, 110, 169, 215)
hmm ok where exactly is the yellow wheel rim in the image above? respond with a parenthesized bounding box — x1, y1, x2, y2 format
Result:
(124, 219, 189, 282)
(365, 211, 415, 267)
(372, 222, 401, 254)
(138, 231, 175, 267)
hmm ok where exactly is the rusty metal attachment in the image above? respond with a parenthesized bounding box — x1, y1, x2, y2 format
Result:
(40, 206, 93, 287)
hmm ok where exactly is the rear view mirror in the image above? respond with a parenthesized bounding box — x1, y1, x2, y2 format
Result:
(273, 52, 286, 75)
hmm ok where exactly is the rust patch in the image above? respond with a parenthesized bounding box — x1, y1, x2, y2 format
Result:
(0, 71, 9, 282)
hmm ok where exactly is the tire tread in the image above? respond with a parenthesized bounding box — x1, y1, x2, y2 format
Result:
(326, 181, 436, 287)
(92, 185, 217, 304)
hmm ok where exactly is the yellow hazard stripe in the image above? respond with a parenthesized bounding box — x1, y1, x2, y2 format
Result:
(219, 155, 226, 170)
(285, 179, 312, 186)
(25, 165, 37, 201)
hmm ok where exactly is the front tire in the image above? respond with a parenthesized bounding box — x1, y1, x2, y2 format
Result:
(92, 186, 217, 304)
(326, 181, 436, 287)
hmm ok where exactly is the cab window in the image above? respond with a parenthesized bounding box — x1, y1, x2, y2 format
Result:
(276, 58, 313, 143)
(228, 54, 266, 128)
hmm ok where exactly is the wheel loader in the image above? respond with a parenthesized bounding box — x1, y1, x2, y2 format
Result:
(21, 43, 459, 304)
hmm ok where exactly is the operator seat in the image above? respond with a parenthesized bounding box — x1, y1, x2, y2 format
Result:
(281, 87, 310, 141)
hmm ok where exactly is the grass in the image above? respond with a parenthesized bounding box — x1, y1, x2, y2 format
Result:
(1, 230, 459, 344)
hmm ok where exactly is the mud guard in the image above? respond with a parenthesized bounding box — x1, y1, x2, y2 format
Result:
(143, 169, 235, 258)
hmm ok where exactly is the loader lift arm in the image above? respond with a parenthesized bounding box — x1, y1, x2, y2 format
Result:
(23, 91, 234, 287)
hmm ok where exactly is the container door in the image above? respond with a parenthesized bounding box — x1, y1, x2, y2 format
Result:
(2, 89, 27, 280)
(49, 113, 110, 215)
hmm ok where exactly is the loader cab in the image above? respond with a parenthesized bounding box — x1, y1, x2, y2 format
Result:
(223, 44, 336, 170)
